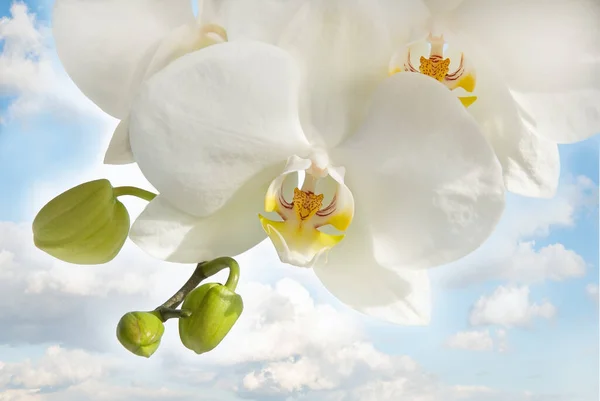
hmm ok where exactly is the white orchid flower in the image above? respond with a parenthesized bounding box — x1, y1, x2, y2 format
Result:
(383, 0, 600, 198)
(53, 0, 305, 164)
(127, 0, 506, 325)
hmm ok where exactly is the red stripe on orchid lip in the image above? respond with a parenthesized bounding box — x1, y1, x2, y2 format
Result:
(446, 54, 465, 81)
(278, 184, 292, 209)
(403, 49, 419, 73)
(317, 195, 337, 217)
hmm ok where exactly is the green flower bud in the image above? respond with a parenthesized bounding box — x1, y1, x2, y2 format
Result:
(32, 179, 130, 264)
(179, 283, 243, 355)
(116, 311, 164, 358)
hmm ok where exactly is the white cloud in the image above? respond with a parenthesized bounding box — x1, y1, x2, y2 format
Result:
(0, 252, 576, 401)
(450, 385, 495, 399)
(0, 2, 104, 122)
(224, 290, 430, 398)
(438, 176, 596, 288)
(586, 283, 599, 304)
(506, 176, 598, 239)
(505, 242, 586, 282)
(162, 279, 560, 401)
(3, 341, 555, 401)
(0, 2, 47, 93)
(0, 389, 41, 401)
(0, 345, 113, 388)
(0, 345, 195, 401)
(0, 220, 198, 350)
(0, 383, 191, 401)
(444, 329, 510, 352)
(469, 286, 556, 327)
(36, 380, 192, 401)
(495, 329, 509, 353)
(445, 330, 494, 351)
(201, 278, 363, 366)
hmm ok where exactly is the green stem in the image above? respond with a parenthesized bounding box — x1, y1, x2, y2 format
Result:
(113, 186, 157, 202)
(156, 257, 241, 316)
(153, 307, 191, 322)
(195, 257, 240, 291)
(159, 262, 209, 311)
(222, 258, 240, 291)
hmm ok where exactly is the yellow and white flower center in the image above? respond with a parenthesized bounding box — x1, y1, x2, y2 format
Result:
(390, 33, 478, 108)
(259, 154, 355, 268)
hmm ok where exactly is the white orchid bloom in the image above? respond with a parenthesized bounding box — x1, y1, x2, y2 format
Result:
(127, 0, 506, 325)
(53, 0, 305, 164)
(383, 0, 600, 198)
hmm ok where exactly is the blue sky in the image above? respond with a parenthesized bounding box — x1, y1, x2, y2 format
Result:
(0, 1, 598, 401)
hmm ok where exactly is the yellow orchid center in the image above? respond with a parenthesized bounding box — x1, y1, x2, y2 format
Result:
(293, 188, 324, 221)
(259, 155, 355, 268)
(390, 33, 478, 108)
(419, 56, 451, 82)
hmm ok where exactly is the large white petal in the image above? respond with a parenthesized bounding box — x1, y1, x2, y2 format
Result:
(463, 40, 560, 198)
(129, 168, 274, 263)
(103, 22, 229, 165)
(53, 0, 195, 118)
(333, 73, 505, 270)
(509, 89, 600, 144)
(451, 0, 600, 143)
(314, 219, 431, 325)
(452, 0, 600, 92)
(424, 0, 465, 13)
(200, 0, 305, 43)
(278, 0, 394, 148)
(372, 0, 431, 46)
(129, 41, 310, 218)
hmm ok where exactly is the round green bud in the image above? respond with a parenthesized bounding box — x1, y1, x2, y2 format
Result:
(179, 283, 243, 355)
(32, 179, 130, 264)
(116, 311, 165, 358)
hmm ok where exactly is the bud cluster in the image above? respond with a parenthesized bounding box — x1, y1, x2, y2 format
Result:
(32, 181, 244, 359)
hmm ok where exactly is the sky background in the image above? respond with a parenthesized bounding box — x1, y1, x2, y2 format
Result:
(0, 1, 598, 400)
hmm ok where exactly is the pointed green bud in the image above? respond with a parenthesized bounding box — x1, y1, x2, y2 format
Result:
(32, 179, 130, 264)
(179, 283, 243, 355)
(116, 311, 165, 358)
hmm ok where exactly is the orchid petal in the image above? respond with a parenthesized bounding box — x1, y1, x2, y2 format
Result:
(454, 0, 600, 92)
(509, 89, 600, 144)
(129, 41, 310, 218)
(53, 0, 195, 118)
(423, 0, 466, 14)
(129, 170, 273, 263)
(200, 0, 305, 43)
(103, 118, 134, 165)
(452, 0, 600, 143)
(315, 218, 431, 325)
(333, 73, 505, 270)
(142, 23, 228, 83)
(103, 23, 227, 165)
(464, 43, 560, 198)
(377, 0, 431, 46)
(278, 0, 393, 148)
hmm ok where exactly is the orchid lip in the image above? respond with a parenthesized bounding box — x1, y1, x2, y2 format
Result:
(259, 154, 355, 268)
(390, 33, 478, 108)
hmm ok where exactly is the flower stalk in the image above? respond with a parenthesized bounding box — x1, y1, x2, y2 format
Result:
(153, 257, 240, 321)
(113, 186, 157, 202)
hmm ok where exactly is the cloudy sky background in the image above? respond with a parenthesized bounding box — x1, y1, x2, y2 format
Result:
(0, 1, 598, 400)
